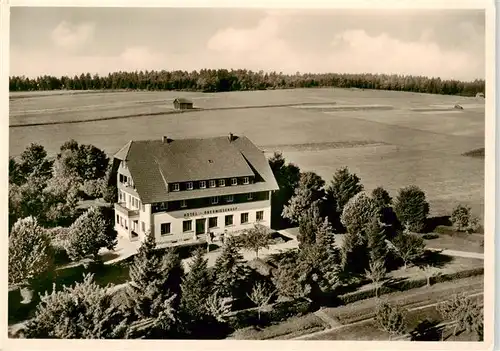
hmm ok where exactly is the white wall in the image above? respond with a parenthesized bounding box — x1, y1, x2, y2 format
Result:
(151, 200, 271, 245)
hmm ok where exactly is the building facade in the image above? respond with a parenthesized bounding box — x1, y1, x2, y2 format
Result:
(113, 134, 279, 246)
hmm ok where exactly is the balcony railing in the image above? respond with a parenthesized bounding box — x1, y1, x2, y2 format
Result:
(114, 202, 140, 217)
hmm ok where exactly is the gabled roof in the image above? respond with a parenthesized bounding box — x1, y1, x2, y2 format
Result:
(173, 97, 193, 104)
(113, 135, 279, 204)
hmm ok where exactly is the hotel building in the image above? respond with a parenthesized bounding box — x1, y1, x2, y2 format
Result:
(113, 134, 280, 245)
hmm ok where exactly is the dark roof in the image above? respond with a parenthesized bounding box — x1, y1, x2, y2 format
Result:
(173, 97, 193, 104)
(113, 135, 279, 203)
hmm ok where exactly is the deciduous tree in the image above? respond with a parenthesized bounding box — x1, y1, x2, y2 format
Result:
(8, 217, 53, 299)
(65, 206, 117, 262)
(374, 302, 407, 340)
(390, 232, 426, 270)
(451, 204, 480, 233)
(240, 224, 271, 258)
(365, 259, 387, 298)
(247, 282, 274, 320)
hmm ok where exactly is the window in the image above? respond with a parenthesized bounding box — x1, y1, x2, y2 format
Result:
(247, 193, 254, 200)
(124, 220, 128, 230)
(141, 203, 145, 212)
(186, 182, 193, 190)
(158, 202, 168, 211)
(181, 200, 187, 208)
(116, 215, 120, 224)
(243, 177, 249, 185)
(231, 178, 238, 186)
(226, 195, 234, 203)
(141, 221, 146, 233)
(256, 211, 264, 222)
(211, 196, 219, 205)
(225, 215, 234, 227)
(199, 180, 206, 189)
(209, 180, 216, 188)
(241, 213, 249, 224)
(219, 179, 225, 187)
(172, 183, 180, 191)
(208, 217, 218, 228)
(161, 223, 171, 235)
(183, 220, 192, 232)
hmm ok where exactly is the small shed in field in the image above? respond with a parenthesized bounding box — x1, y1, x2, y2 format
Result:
(476, 92, 485, 98)
(173, 98, 194, 110)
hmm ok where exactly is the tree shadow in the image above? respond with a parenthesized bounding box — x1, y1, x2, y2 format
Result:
(410, 319, 444, 341)
(424, 216, 452, 233)
(417, 250, 454, 269)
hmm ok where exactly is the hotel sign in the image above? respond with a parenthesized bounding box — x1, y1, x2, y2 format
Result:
(183, 206, 238, 218)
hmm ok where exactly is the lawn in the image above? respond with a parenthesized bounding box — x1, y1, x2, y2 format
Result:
(303, 295, 484, 341)
(424, 232, 484, 253)
(229, 313, 327, 340)
(10, 88, 484, 219)
(324, 274, 483, 325)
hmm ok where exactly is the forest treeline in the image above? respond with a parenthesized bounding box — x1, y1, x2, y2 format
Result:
(9, 69, 485, 96)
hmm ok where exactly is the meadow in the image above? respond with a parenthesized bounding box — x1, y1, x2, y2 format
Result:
(9, 87, 485, 218)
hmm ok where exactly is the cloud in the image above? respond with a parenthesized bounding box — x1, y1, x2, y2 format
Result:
(51, 21, 95, 52)
(11, 12, 484, 81)
(204, 13, 483, 80)
(10, 46, 168, 77)
(327, 30, 482, 80)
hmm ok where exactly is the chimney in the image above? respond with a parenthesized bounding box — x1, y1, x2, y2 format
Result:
(228, 133, 234, 142)
(162, 136, 168, 144)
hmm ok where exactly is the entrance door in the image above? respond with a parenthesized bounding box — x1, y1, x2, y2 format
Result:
(196, 219, 206, 235)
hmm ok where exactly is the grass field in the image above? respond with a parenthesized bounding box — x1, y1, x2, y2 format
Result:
(9, 88, 485, 218)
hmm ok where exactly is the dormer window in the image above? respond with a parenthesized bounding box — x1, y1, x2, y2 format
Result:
(219, 179, 225, 187)
(231, 178, 238, 186)
(181, 200, 187, 208)
(186, 182, 193, 190)
(172, 183, 180, 192)
(243, 177, 249, 185)
(199, 181, 206, 189)
(209, 180, 216, 188)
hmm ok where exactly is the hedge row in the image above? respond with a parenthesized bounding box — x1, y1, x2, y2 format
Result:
(227, 297, 312, 330)
(338, 267, 484, 305)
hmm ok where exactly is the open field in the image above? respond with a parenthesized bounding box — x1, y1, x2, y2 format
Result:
(9, 88, 485, 218)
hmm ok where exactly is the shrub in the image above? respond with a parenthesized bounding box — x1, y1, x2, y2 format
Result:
(451, 204, 480, 233)
(393, 185, 430, 233)
(337, 267, 484, 305)
(80, 179, 105, 199)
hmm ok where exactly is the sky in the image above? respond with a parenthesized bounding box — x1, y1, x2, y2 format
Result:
(10, 7, 485, 81)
